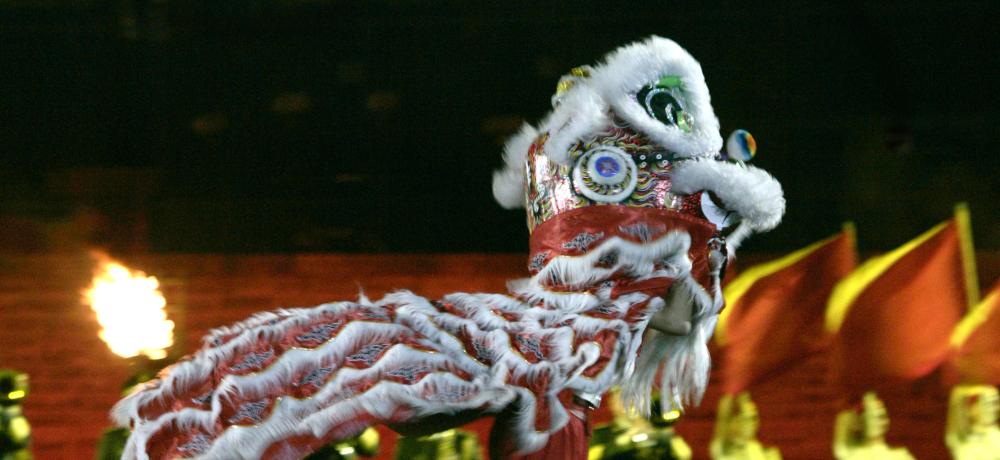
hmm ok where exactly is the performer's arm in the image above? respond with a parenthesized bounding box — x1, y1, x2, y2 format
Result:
(945, 387, 965, 451)
(710, 394, 733, 459)
(832, 411, 855, 460)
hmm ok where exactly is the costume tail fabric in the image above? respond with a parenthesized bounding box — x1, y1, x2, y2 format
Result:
(113, 263, 689, 459)
(113, 35, 785, 459)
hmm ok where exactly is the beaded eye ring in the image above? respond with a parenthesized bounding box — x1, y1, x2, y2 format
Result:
(572, 146, 638, 203)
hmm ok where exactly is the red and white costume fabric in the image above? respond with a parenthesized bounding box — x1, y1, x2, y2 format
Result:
(113, 36, 785, 459)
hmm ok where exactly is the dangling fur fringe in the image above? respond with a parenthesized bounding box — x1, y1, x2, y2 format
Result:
(619, 274, 718, 416)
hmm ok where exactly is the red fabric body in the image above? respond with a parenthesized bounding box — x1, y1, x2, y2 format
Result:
(528, 205, 717, 293)
(489, 392, 591, 460)
(123, 202, 718, 460)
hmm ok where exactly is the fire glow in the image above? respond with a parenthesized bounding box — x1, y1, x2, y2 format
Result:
(85, 256, 174, 360)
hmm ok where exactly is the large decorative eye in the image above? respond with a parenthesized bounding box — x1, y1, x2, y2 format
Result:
(635, 75, 693, 133)
(572, 146, 638, 203)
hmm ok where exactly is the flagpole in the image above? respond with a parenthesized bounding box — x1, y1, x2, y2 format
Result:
(841, 221, 856, 253)
(953, 202, 980, 310)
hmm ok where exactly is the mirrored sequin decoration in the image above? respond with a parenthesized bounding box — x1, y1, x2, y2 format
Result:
(525, 126, 703, 232)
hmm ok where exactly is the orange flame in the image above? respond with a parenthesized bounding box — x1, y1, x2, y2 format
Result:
(84, 255, 174, 360)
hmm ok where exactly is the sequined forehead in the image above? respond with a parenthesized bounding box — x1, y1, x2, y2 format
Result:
(525, 126, 702, 232)
(566, 123, 677, 164)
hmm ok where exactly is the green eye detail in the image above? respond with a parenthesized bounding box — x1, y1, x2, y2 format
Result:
(656, 75, 683, 88)
(636, 75, 692, 133)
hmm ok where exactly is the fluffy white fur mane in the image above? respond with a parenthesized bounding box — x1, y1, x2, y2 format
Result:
(493, 35, 722, 209)
(491, 35, 785, 251)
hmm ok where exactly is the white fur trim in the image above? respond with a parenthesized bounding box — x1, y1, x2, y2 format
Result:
(537, 90, 610, 166)
(530, 231, 693, 289)
(492, 123, 538, 209)
(117, 229, 729, 458)
(588, 36, 721, 158)
(672, 159, 785, 234)
(620, 274, 721, 416)
(492, 35, 725, 209)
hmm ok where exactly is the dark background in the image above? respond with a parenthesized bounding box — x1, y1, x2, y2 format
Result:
(2, 0, 998, 255)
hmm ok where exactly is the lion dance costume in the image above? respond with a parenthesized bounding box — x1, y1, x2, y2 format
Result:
(113, 36, 785, 460)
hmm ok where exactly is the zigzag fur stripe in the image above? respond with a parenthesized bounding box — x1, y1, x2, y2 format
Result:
(427, 294, 623, 395)
(117, 230, 727, 458)
(114, 301, 374, 426)
(391, 294, 614, 390)
(505, 278, 602, 313)
(123, 295, 643, 456)
(215, 331, 467, 406)
(198, 374, 516, 460)
(127, 327, 444, 457)
(130, 353, 513, 459)
(203, 372, 560, 458)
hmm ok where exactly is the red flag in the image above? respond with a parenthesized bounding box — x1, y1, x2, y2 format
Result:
(825, 205, 979, 394)
(949, 279, 1000, 384)
(716, 225, 857, 393)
